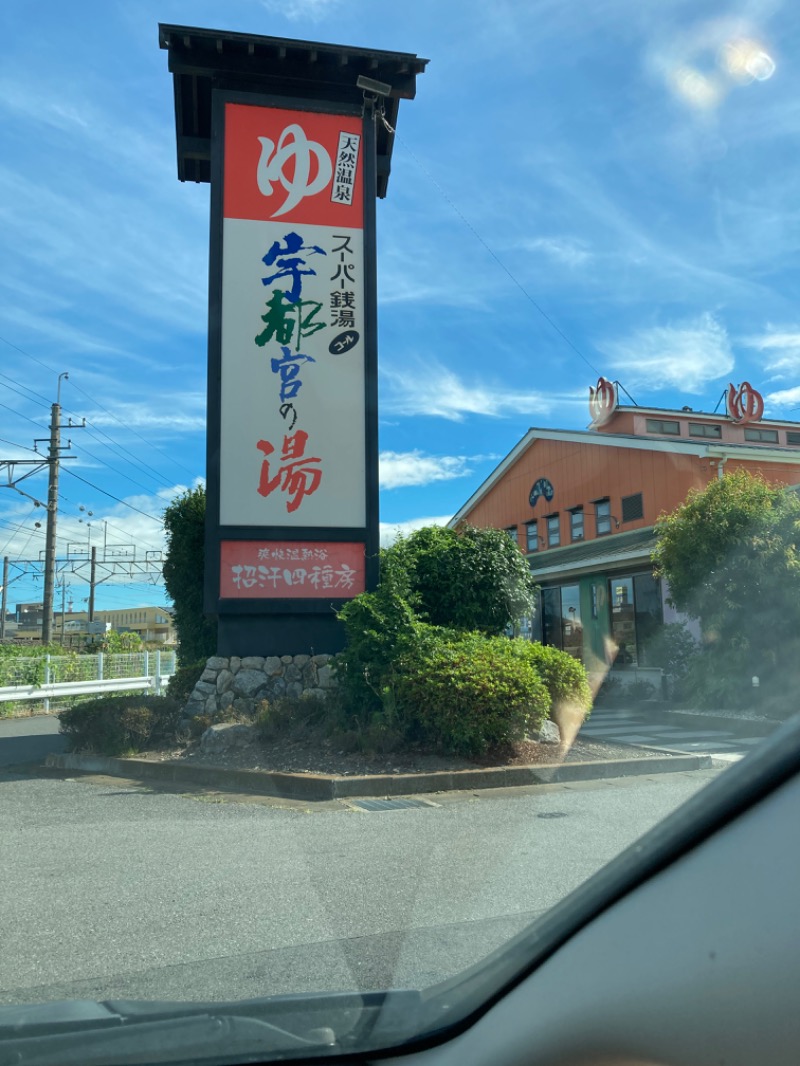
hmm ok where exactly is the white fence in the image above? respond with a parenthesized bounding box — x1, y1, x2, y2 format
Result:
(0, 651, 177, 707)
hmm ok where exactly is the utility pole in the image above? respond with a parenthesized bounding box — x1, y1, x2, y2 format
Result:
(41, 390, 62, 646)
(88, 546, 97, 622)
(40, 373, 84, 646)
(59, 575, 67, 642)
(1, 556, 8, 640)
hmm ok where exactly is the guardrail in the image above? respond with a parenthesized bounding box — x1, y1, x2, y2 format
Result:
(0, 651, 175, 706)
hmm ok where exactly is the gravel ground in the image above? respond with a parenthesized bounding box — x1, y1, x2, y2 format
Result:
(139, 732, 662, 776)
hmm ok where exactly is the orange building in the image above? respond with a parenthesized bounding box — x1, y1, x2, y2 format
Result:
(449, 382, 800, 690)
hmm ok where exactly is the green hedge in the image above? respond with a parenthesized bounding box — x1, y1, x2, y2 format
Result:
(511, 642, 592, 718)
(392, 627, 550, 756)
(59, 696, 183, 756)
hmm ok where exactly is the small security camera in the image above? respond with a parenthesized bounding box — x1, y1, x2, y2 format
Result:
(356, 74, 392, 97)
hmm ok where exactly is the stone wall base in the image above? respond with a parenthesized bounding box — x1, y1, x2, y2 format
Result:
(185, 653, 337, 720)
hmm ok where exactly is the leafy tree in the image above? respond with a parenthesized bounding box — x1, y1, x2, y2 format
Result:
(384, 524, 538, 635)
(100, 630, 143, 654)
(652, 470, 800, 706)
(162, 486, 217, 663)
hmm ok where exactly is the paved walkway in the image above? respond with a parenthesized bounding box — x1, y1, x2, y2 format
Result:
(0, 714, 65, 767)
(579, 706, 772, 758)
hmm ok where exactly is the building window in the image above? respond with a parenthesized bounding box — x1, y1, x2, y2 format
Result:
(525, 521, 538, 552)
(541, 584, 583, 660)
(608, 573, 664, 667)
(646, 418, 681, 435)
(688, 422, 722, 438)
(569, 507, 584, 542)
(594, 498, 612, 536)
(505, 525, 518, 546)
(546, 514, 560, 547)
(621, 492, 644, 522)
(744, 427, 779, 443)
(787, 431, 800, 446)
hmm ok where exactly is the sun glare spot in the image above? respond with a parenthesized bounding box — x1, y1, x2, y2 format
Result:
(672, 66, 723, 109)
(719, 38, 776, 83)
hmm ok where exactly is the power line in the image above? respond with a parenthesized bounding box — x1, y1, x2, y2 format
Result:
(75, 417, 178, 490)
(0, 333, 58, 374)
(76, 437, 171, 495)
(0, 507, 38, 557)
(0, 401, 47, 429)
(60, 468, 163, 523)
(0, 332, 198, 485)
(0, 436, 39, 453)
(392, 128, 602, 378)
(66, 379, 199, 482)
(0, 375, 51, 408)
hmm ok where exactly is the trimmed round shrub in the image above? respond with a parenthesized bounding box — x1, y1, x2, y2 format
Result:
(393, 627, 550, 756)
(512, 642, 592, 718)
(59, 695, 183, 756)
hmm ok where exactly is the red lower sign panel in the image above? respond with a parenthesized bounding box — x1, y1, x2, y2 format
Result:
(220, 540, 366, 599)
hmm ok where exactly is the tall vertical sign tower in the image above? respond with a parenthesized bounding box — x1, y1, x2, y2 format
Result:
(160, 26, 426, 655)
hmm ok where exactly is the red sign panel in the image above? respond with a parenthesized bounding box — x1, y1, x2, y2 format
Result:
(220, 540, 366, 599)
(223, 104, 364, 227)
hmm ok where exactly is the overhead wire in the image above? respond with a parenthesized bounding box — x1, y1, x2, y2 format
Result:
(60, 469, 163, 523)
(66, 379, 199, 482)
(0, 376, 51, 409)
(0, 400, 47, 429)
(0, 333, 199, 487)
(0, 507, 38, 557)
(385, 119, 603, 379)
(0, 436, 40, 453)
(74, 436, 171, 495)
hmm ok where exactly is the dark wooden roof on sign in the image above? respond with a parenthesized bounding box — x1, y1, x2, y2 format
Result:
(158, 24, 428, 196)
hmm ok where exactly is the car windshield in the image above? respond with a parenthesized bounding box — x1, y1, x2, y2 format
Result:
(1, 0, 798, 1063)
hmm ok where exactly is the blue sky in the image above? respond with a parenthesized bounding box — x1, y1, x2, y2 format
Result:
(1, 0, 799, 614)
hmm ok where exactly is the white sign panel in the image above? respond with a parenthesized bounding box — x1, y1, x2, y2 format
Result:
(220, 103, 366, 528)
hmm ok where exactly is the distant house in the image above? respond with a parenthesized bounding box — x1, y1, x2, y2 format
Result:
(14, 605, 176, 645)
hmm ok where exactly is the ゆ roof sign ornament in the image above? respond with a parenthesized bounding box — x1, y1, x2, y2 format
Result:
(726, 381, 764, 425)
(589, 377, 618, 427)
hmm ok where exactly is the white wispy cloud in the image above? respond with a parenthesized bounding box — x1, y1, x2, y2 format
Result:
(601, 313, 734, 392)
(379, 450, 475, 489)
(742, 329, 800, 379)
(379, 514, 452, 548)
(765, 385, 800, 408)
(382, 361, 559, 421)
(84, 397, 207, 434)
(523, 236, 592, 267)
(260, 0, 344, 22)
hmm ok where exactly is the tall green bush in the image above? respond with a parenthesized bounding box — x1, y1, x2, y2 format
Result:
(385, 524, 537, 635)
(334, 569, 418, 722)
(163, 486, 217, 662)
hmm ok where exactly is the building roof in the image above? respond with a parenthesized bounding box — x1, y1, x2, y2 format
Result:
(528, 527, 658, 581)
(599, 403, 800, 428)
(449, 426, 800, 527)
(158, 24, 428, 195)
